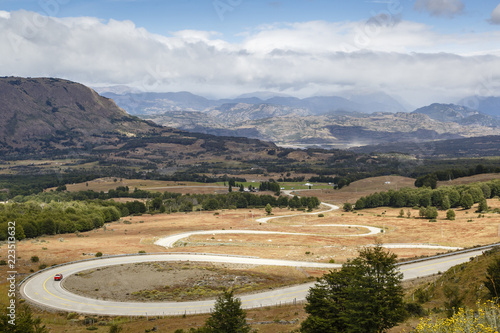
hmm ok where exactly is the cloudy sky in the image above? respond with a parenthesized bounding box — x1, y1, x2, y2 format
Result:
(1, 0, 500, 106)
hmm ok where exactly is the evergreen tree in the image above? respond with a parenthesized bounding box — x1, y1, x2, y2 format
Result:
(426, 206, 438, 219)
(446, 209, 456, 221)
(301, 246, 405, 333)
(265, 203, 272, 215)
(477, 199, 488, 213)
(343, 203, 353, 212)
(0, 305, 49, 333)
(204, 290, 251, 333)
(460, 192, 474, 210)
(485, 258, 500, 301)
(441, 195, 451, 210)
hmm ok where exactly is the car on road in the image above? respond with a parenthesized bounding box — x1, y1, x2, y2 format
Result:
(54, 274, 63, 281)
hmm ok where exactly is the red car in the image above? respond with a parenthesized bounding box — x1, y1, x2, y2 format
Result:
(54, 274, 63, 281)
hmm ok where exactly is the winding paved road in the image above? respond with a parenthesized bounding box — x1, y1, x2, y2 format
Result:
(19, 196, 481, 316)
(20, 249, 487, 316)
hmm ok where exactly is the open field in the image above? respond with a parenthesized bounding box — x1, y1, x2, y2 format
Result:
(437, 173, 500, 187)
(3, 198, 500, 280)
(291, 175, 417, 205)
(47, 177, 229, 194)
(3, 174, 500, 332)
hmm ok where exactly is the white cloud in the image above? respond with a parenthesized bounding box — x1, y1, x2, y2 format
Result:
(490, 4, 500, 24)
(0, 10, 499, 105)
(414, 0, 465, 18)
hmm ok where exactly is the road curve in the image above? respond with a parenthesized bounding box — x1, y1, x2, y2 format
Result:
(20, 254, 340, 316)
(20, 249, 487, 316)
(154, 225, 383, 248)
(19, 196, 481, 316)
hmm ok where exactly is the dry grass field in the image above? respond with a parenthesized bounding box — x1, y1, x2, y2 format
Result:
(46, 177, 228, 194)
(295, 175, 417, 205)
(2, 174, 500, 332)
(437, 173, 500, 187)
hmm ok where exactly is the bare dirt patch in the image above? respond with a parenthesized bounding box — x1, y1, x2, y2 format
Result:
(63, 261, 312, 302)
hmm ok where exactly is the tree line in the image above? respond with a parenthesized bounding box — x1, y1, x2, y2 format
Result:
(354, 179, 500, 211)
(0, 187, 320, 240)
(414, 164, 500, 189)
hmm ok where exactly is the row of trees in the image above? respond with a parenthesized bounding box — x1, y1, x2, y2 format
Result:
(0, 200, 123, 241)
(1, 187, 321, 240)
(415, 164, 500, 189)
(354, 180, 500, 210)
(258, 181, 281, 194)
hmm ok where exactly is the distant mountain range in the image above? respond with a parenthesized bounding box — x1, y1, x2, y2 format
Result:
(2, 78, 498, 161)
(99, 89, 500, 149)
(139, 102, 498, 149)
(101, 91, 410, 115)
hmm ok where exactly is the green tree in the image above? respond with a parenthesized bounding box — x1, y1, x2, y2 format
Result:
(441, 195, 451, 210)
(204, 289, 251, 333)
(343, 203, 353, 212)
(460, 192, 474, 210)
(419, 207, 427, 218)
(265, 203, 272, 215)
(477, 198, 488, 213)
(426, 206, 438, 219)
(484, 257, 500, 301)
(203, 198, 220, 211)
(109, 324, 123, 333)
(0, 304, 49, 333)
(301, 245, 405, 333)
(446, 209, 456, 221)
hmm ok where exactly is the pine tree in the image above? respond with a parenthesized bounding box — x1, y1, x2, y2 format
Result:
(204, 290, 251, 333)
(301, 245, 405, 333)
(265, 203, 272, 215)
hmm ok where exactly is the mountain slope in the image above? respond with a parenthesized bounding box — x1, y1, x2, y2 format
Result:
(145, 110, 499, 149)
(412, 103, 500, 127)
(0, 77, 158, 151)
(459, 96, 500, 117)
(0, 77, 280, 169)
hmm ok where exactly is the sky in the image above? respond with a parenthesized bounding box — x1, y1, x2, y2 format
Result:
(1, 0, 500, 107)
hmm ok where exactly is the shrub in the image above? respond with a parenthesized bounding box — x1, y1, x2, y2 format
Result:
(318, 214, 324, 217)
(414, 302, 500, 332)
(31, 256, 39, 263)
(95, 252, 103, 257)
(38, 264, 47, 269)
